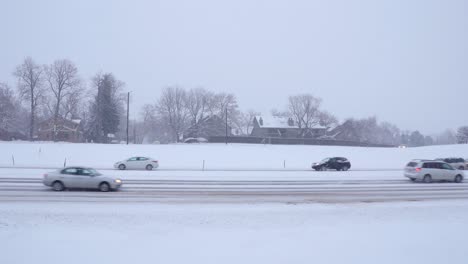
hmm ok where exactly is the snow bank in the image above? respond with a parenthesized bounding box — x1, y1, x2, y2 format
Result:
(1, 141, 467, 170)
(0, 200, 467, 264)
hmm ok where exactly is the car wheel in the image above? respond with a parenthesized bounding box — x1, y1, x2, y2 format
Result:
(146, 164, 153, 170)
(99, 182, 110, 192)
(455, 175, 463, 183)
(342, 166, 349, 171)
(410, 178, 416, 182)
(118, 164, 126, 170)
(423, 175, 432, 183)
(52, 181, 65, 191)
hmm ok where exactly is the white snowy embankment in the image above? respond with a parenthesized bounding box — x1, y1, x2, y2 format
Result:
(1, 141, 467, 170)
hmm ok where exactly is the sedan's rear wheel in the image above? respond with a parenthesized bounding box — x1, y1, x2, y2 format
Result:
(455, 175, 463, 183)
(146, 164, 153, 171)
(52, 181, 65, 191)
(423, 175, 432, 183)
(118, 164, 126, 170)
(99, 182, 110, 192)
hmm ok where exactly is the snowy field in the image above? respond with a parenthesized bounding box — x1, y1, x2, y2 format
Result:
(1, 200, 468, 264)
(1, 141, 468, 170)
(1, 142, 468, 263)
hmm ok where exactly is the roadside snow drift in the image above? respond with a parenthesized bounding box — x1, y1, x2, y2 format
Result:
(0, 201, 467, 264)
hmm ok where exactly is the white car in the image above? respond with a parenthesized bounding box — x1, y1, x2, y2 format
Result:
(404, 159, 464, 183)
(43, 167, 122, 192)
(114, 157, 159, 170)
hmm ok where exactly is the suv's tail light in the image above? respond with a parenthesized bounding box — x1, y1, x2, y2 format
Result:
(415, 168, 422, 172)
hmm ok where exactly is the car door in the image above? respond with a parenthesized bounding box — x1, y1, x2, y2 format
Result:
(440, 163, 456, 180)
(69, 168, 93, 188)
(429, 163, 441, 180)
(126, 157, 138, 169)
(138, 157, 149, 169)
(423, 162, 438, 180)
(327, 158, 336, 169)
(60, 167, 79, 187)
(79, 168, 100, 189)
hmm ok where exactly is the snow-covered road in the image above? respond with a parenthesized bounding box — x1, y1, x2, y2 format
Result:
(1, 168, 467, 203)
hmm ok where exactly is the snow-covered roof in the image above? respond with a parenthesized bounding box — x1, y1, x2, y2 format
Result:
(255, 116, 297, 129)
(71, 119, 82, 124)
(254, 115, 327, 129)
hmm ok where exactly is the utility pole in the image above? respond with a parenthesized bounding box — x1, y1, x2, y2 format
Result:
(225, 108, 228, 145)
(133, 120, 136, 144)
(126, 92, 130, 145)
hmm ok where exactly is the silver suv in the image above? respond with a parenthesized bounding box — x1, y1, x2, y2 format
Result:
(436, 158, 466, 170)
(404, 160, 464, 183)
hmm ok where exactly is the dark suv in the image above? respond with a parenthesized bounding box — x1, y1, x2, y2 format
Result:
(312, 157, 351, 171)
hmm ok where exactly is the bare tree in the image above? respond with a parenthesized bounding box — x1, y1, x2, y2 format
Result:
(457, 126, 468, 144)
(287, 94, 323, 137)
(0, 83, 16, 130)
(232, 110, 259, 135)
(185, 88, 212, 124)
(45, 59, 81, 141)
(156, 86, 188, 142)
(317, 111, 338, 128)
(13, 57, 45, 140)
(61, 86, 85, 120)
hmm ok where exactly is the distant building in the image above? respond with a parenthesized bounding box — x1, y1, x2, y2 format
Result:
(250, 116, 328, 139)
(0, 128, 27, 141)
(184, 115, 232, 140)
(37, 117, 83, 142)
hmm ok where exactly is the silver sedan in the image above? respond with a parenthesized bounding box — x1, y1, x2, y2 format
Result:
(43, 167, 122, 192)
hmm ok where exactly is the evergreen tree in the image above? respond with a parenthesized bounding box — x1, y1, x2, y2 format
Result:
(87, 73, 123, 143)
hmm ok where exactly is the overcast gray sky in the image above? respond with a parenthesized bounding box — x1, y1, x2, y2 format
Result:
(1, 0, 467, 134)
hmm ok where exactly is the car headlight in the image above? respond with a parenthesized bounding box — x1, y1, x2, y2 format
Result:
(115, 179, 122, 183)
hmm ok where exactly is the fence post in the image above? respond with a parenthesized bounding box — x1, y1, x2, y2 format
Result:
(202, 160, 205, 171)
(64, 158, 67, 167)
(12, 155, 15, 166)
(283, 160, 286, 169)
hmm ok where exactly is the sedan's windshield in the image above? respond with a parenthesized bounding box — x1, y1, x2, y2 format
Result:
(321, 158, 330, 163)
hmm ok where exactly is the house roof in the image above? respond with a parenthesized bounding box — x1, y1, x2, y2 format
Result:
(254, 115, 327, 129)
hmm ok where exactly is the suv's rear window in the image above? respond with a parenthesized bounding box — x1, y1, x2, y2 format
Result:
(406, 162, 418, 167)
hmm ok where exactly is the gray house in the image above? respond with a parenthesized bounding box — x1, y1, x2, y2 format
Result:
(250, 116, 328, 139)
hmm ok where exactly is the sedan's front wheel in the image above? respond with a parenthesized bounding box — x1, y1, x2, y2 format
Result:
(118, 164, 126, 170)
(99, 182, 110, 192)
(455, 175, 463, 183)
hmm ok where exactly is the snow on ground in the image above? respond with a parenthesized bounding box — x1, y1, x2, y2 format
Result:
(1, 141, 468, 170)
(1, 200, 467, 264)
